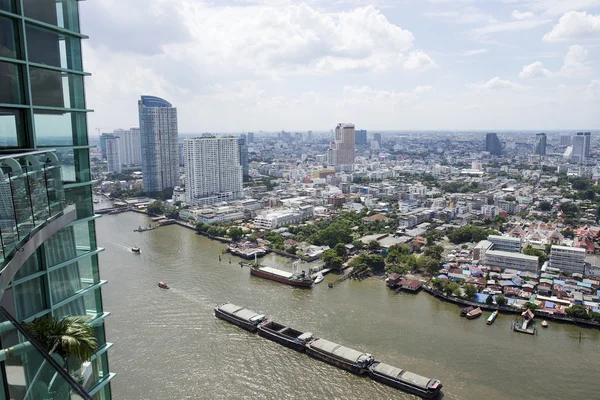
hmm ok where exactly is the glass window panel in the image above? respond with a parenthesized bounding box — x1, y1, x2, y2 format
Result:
(8, 173, 34, 239)
(55, 148, 90, 183)
(34, 110, 87, 146)
(25, 24, 83, 71)
(43, 225, 76, 266)
(0, 172, 17, 257)
(0, 61, 22, 104)
(13, 276, 47, 319)
(25, 164, 51, 225)
(54, 287, 100, 318)
(23, 0, 80, 33)
(73, 220, 93, 252)
(30, 66, 84, 109)
(14, 249, 41, 280)
(0, 16, 18, 59)
(0, 108, 23, 147)
(0, 0, 14, 12)
(49, 262, 82, 303)
(64, 184, 93, 219)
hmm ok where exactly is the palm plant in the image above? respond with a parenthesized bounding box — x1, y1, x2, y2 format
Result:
(21, 316, 98, 399)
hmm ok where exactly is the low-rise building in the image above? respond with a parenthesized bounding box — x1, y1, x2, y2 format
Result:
(549, 245, 586, 275)
(488, 235, 521, 253)
(483, 250, 539, 272)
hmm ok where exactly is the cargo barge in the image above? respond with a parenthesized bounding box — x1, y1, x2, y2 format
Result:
(305, 338, 374, 375)
(214, 303, 266, 332)
(250, 265, 313, 288)
(257, 321, 314, 352)
(368, 361, 442, 399)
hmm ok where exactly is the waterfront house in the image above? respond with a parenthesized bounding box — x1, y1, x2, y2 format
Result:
(397, 279, 422, 292)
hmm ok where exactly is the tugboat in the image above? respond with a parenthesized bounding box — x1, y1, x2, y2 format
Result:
(158, 281, 170, 289)
(131, 246, 141, 253)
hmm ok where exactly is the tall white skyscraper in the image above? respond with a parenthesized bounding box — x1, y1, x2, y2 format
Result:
(571, 134, 587, 163)
(138, 96, 179, 193)
(115, 127, 142, 166)
(106, 136, 122, 173)
(328, 123, 355, 171)
(184, 137, 243, 205)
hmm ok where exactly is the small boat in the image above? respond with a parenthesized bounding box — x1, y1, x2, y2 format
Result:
(214, 303, 267, 332)
(313, 273, 325, 284)
(257, 320, 314, 352)
(460, 306, 474, 317)
(466, 307, 482, 319)
(486, 310, 498, 325)
(541, 320, 548, 328)
(93, 199, 100, 204)
(131, 247, 141, 253)
(368, 361, 443, 399)
(158, 281, 169, 289)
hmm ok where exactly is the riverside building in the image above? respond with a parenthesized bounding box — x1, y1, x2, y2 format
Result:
(0, 1, 113, 398)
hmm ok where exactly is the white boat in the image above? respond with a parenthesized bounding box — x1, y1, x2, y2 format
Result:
(314, 273, 325, 284)
(541, 320, 548, 328)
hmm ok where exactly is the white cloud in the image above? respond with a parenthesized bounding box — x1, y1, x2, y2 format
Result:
(403, 51, 438, 70)
(413, 85, 435, 93)
(519, 61, 553, 78)
(461, 48, 489, 56)
(543, 11, 600, 42)
(588, 80, 600, 99)
(560, 45, 592, 77)
(469, 18, 552, 39)
(512, 10, 535, 20)
(469, 77, 521, 90)
(425, 6, 497, 24)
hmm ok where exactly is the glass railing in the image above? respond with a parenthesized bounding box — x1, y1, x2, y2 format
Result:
(0, 307, 92, 400)
(0, 151, 66, 268)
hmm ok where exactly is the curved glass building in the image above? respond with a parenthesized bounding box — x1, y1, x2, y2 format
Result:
(0, 1, 113, 398)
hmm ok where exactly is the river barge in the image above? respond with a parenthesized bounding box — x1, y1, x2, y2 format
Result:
(459, 306, 474, 317)
(466, 307, 482, 319)
(214, 303, 267, 332)
(250, 265, 313, 288)
(305, 338, 374, 375)
(368, 361, 443, 399)
(257, 321, 314, 352)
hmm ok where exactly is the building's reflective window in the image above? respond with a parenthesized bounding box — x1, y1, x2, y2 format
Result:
(0, 61, 22, 104)
(30, 66, 84, 109)
(34, 110, 87, 146)
(26, 24, 82, 71)
(0, 0, 15, 13)
(23, 0, 80, 33)
(0, 16, 18, 59)
(0, 108, 23, 147)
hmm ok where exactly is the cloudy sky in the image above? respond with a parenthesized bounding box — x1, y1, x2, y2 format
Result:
(80, 0, 600, 134)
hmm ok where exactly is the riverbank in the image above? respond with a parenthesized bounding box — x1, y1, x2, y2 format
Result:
(422, 285, 600, 329)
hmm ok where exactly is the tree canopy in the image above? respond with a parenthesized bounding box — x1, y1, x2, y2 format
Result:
(448, 225, 499, 244)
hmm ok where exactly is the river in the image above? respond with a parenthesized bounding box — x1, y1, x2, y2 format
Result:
(96, 209, 600, 400)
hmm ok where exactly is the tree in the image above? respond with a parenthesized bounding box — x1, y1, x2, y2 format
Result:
(146, 201, 163, 215)
(522, 245, 549, 267)
(505, 196, 516, 202)
(485, 294, 494, 305)
(566, 304, 591, 320)
(443, 281, 460, 297)
(228, 227, 243, 241)
(538, 201, 552, 211)
(334, 243, 348, 259)
(195, 222, 207, 233)
(463, 283, 477, 301)
(522, 302, 539, 311)
(423, 245, 444, 261)
(495, 294, 507, 306)
(561, 228, 575, 239)
(322, 249, 343, 270)
(367, 254, 385, 272)
(285, 245, 298, 255)
(367, 240, 380, 251)
(417, 256, 440, 276)
(314, 221, 353, 248)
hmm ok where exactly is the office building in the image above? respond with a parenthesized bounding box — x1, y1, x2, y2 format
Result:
(560, 135, 571, 146)
(373, 132, 382, 146)
(114, 128, 141, 166)
(571, 134, 587, 163)
(106, 136, 122, 174)
(138, 96, 179, 193)
(99, 133, 114, 159)
(578, 132, 591, 158)
(488, 235, 521, 253)
(534, 133, 546, 156)
(184, 137, 243, 205)
(550, 245, 586, 275)
(328, 123, 355, 170)
(238, 137, 249, 179)
(485, 133, 502, 155)
(247, 132, 254, 144)
(0, 2, 113, 397)
(178, 142, 185, 167)
(355, 129, 367, 145)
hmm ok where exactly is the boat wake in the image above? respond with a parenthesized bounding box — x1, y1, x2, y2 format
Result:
(107, 241, 137, 252)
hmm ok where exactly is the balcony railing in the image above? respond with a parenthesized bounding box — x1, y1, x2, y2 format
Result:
(0, 307, 92, 399)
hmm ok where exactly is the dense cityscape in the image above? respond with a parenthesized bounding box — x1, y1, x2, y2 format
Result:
(1, 0, 599, 399)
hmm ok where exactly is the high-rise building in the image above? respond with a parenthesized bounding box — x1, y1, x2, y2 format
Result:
(560, 135, 571, 146)
(138, 96, 179, 193)
(247, 132, 255, 144)
(355, 129, 367, 145)
(534, 133, 547, 156)
(373, 132, 382, 146)
(184, 137, 243, 205)
(580, 132, 591, 158)
(0, 2, 113, 397)
(99, 133, 114, 159)
(238, 137, 249, 179)
(178, 142, 185, 167)
(328, 123, 355, 170)
(106, 136, 122, 173)
(485, 133, 502, 155)
(571, 134, 587, 163)
(114, 128, 141, 166)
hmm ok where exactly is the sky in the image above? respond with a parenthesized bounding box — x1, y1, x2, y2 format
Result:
(79, 0, 600, 134)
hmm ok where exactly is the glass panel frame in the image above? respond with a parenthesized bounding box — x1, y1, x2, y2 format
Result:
(0, 61, 23, 104)
(25, 23, 83, 71)
(0, 15, 18, 59)
(34, 110, 88, 147)
(23, 0, 81, 33)
(0, 107, 26, 148)
(30, 66, 85, 109)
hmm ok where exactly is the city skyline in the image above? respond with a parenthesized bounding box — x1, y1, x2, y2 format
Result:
(80, 1, 600, 133)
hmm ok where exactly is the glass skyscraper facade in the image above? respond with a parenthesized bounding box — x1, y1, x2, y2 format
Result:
(0, 1, 112, 399)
